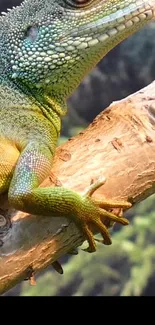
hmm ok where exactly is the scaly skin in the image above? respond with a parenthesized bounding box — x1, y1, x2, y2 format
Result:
(0, 0, 155, 253)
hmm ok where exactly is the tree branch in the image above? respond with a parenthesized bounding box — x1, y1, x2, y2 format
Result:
(1, 81, 155, 295)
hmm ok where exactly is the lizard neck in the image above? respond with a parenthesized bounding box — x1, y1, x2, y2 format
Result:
(0, 78, 63, 136)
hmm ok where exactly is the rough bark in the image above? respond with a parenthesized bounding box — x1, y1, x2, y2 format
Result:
(1, 81, 155, 295)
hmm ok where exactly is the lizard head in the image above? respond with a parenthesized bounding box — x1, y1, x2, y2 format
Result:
(1, 0, 155, 104)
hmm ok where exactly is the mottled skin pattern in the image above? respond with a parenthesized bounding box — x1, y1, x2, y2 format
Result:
(0, 0, 154, 252)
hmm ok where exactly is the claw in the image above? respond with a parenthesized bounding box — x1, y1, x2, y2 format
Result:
(82, 224, 97, 253)
(52, 261, 63, 274)
(82, 246, 96, 253)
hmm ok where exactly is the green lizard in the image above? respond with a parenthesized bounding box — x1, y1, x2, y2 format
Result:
(0, 0, 154, 253)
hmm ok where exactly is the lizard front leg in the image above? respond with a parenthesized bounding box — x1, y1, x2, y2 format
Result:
(8, 141, 131, 253)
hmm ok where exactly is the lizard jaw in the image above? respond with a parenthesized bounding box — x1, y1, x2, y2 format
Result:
(61, 1, 155, 43)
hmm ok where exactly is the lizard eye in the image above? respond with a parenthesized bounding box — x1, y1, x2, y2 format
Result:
(25, 25, 39, 42)
(65, 0, 93, 7)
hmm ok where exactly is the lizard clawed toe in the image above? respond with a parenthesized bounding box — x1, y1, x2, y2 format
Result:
(52, 261, 64, 274)
(79, 178, 131, 253)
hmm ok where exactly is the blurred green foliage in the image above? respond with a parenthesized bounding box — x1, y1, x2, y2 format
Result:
(21, 194, 155, 296)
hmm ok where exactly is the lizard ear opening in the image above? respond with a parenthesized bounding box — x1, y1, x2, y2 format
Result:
(25, 25, 39, 42)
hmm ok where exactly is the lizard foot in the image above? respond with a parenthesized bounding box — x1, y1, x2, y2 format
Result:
(77, 177, 131, 253)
